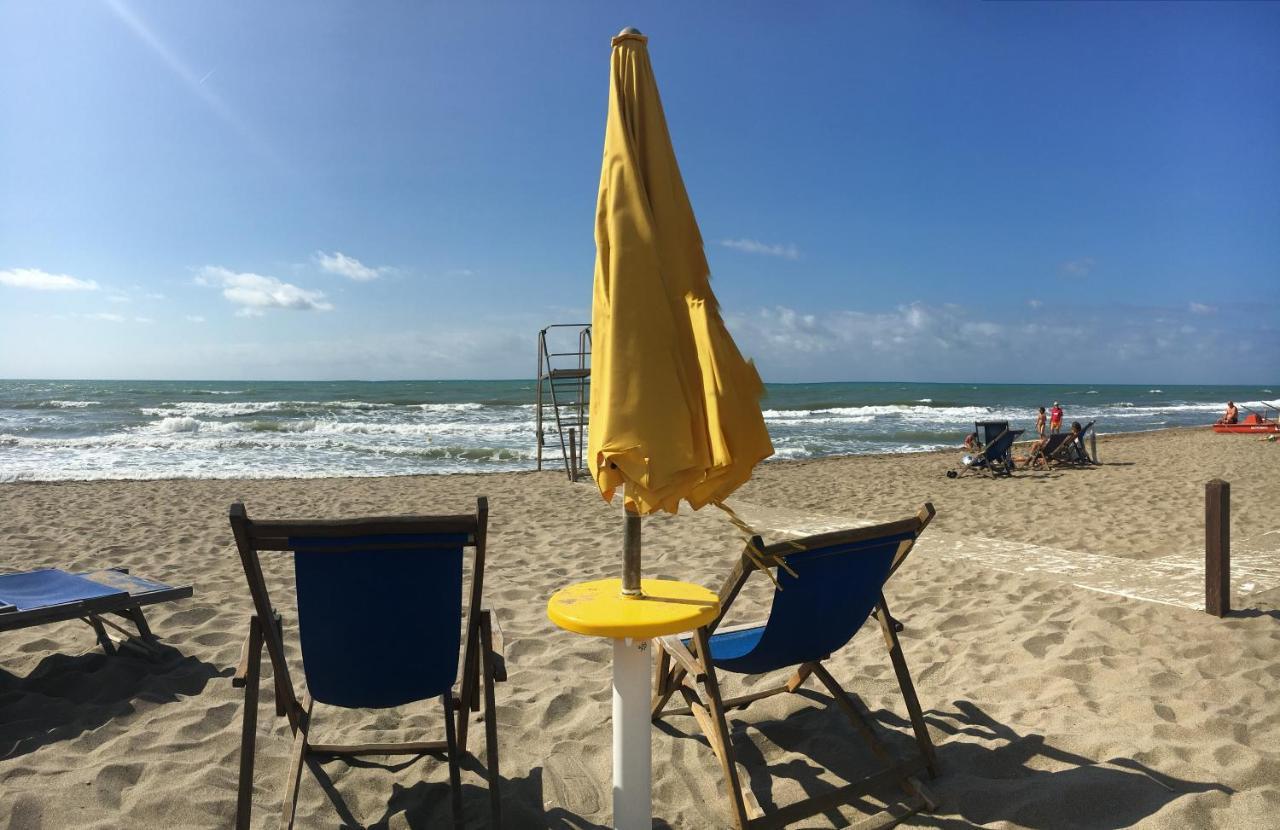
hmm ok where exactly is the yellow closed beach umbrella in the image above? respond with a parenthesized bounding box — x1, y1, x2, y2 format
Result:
(548, 27, 774, 829)
(589, 27, 774, 523)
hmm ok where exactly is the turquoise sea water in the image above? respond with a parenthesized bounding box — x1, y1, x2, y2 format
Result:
(0, 379, 1273, 481)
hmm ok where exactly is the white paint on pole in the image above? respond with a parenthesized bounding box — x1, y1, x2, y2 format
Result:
(612, 637, 652, 829)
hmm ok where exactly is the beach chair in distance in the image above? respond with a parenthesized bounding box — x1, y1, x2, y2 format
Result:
(1071, 420, 1098, 464)
(1026, 432, 1072, 469)
(651, 504, 939, 830)
(228, 497, 504, 830)
(0, 567, 192, 655)
(948, 428, 1023, 477)
(974, 419, 1009, 448)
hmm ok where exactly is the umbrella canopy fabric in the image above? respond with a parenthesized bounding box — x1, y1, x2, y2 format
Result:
(588, 31, 774, 516)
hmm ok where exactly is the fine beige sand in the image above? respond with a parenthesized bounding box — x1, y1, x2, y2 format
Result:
(1, 428, 1278, 828)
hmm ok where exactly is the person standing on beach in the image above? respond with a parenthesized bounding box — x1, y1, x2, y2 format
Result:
(1036, 406, 1047, 438)
(1050, 401, 1063, 433)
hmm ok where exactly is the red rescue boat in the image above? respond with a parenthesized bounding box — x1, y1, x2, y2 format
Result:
(1212, 403, 1280, 434)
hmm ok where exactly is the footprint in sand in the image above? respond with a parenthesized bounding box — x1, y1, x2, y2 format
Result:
(542, 748, 603, 816)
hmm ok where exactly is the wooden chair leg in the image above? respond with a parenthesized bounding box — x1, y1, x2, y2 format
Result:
(691, 628, 752, 830)
(280, 696, 312, 830)
(457, 617, 481, 756)
(877, 596, 936, 776)
(442, 694, 465, 830)
(235, 617, 264, 830)
(480, 611, 502, 828)
(645, 642, 686, 717)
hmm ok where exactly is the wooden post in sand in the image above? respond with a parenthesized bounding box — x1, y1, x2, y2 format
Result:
(1205, 479, 1230, 617)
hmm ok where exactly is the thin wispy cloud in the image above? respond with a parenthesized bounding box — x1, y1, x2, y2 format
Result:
(1027, 299, 1044, 309)
(1189, 302, 1216, 315)
(0, 268, 99, 291)
(196, 266, 333, 316)
(315, 251, 381, 281)
(185, 315, 206, 324)
(719, 238, 800, 260)
(86, 312, 126, 323)
(1060, 257, 1096, 277)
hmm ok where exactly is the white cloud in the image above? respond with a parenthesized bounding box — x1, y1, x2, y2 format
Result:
(86, 312, 126, 322)
(185, 315, 206, 323)
(1027, 299, 1043, 309)
(107, 294, 132, 304)
(0, 267, 99, 291)
(718, 238, 800, 260)
(134, 316, 154, 324)
(1060, 257, 1096, 276)
(1189, 302, 1216, 315)
(196, 266, 332, 316)
(315, 251, 380, 281)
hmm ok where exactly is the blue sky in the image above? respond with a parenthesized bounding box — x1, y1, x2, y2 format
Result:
(1, 1, 1277, 383)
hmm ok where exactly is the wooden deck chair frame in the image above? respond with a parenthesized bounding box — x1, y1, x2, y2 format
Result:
(228, 497, 505, 830)
(651, 504, 939, 830)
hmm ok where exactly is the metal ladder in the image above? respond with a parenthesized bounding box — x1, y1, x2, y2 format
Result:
(536, 324, 591, 481)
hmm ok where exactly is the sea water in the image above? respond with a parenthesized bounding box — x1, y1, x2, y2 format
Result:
(0, 379, 1272, 482)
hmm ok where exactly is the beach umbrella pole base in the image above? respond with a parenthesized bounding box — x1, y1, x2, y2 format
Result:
(612, 636, 652, 828)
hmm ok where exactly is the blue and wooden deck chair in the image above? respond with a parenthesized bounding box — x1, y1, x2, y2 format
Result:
(0, 567, 191, 655)
(651, 504, 938, 830)
(228, 498, 505, 830)
(974, 419, 1009, 448)
(948, 428, 1023, 477)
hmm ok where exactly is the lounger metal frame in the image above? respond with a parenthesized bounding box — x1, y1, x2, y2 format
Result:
(229, 498, 504, 830)
(0, 567, 192, 654)
(651, 504, 939, 830)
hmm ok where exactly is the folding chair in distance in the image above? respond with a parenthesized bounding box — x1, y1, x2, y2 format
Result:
(229, 497, 505, 829)
(948, 428, 1024, 477)
(0, 567, 192, 655)
(651, 504, 939, 830)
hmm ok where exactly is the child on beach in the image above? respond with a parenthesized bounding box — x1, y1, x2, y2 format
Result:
(1036, 407, 1047, 438)
(1050, 402, 1063, 433)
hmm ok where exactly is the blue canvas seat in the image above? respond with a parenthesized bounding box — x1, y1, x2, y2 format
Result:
(229, 499, 503, 830)
(0, 567, 191, 654)
(652, 504, 939, 830)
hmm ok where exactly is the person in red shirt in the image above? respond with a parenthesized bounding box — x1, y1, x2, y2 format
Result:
(1050, 402, 1064, 434)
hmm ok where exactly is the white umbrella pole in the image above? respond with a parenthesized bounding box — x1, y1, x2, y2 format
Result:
(614, 509, 650, 827)
(612, 636, 652, 829)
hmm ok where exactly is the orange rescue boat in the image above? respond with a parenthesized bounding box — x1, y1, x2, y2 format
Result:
(1212, 403, 1280, 434)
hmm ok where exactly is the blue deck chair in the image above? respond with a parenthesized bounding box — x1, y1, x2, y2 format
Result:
(974, 419, 1009, 448)
(949, 428, 1024, 477)
(229, 498, 504, 830)
(0, 567, 191, 654)
(651, 504, 938, 830)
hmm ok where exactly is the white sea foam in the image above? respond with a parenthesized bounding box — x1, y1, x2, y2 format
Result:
(47, 400, 101, 408)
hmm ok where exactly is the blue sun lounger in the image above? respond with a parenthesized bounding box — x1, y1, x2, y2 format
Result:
(652, 504, 938, 829)
(0, 567, 192, 654)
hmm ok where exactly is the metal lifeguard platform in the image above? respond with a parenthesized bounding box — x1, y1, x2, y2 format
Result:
(535, 324, 591, 480)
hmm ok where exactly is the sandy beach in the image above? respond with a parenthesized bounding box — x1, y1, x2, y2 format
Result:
(1, 427, 1278, 828)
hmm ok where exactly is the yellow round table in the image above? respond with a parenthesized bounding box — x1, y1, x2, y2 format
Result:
(548, 578, 719, 829)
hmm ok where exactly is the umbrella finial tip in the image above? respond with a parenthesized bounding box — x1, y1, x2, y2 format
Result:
(618, 26, 642, 36)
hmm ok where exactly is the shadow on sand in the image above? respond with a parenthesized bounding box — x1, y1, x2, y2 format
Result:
(0, 640, 226, 761)
(654, 693, 1231, 830)
(302, 753, 654, 830)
